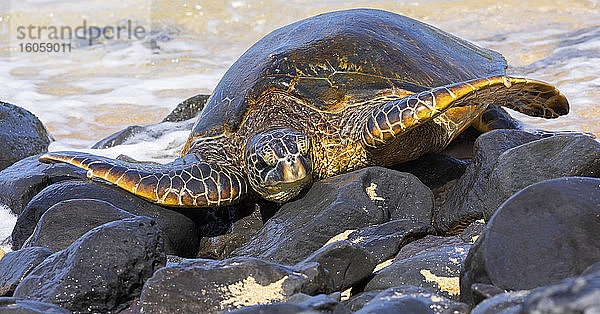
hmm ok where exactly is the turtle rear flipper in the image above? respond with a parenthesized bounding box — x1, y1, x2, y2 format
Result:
(39, 152, 247, 207)
(361, 75, 569, 149)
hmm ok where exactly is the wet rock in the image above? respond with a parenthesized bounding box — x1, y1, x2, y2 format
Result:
(91, 125, 146, 149)
(0, 247, 52, 296)
(13, 216, 165, 313)
(0, 155, 85, 215)
(346, 219, 430, 264)
(296, 241, 376, 291)
(353, 286, 469, 314)
(11, 180, 199, 257)
(162, 94, 209, 122)
(480, 135, 600, 219)
(391, 154, 468, 190)
(366, 240, 470, 300)
(227, 303, 318, 314)
(91, 119, 195, 149)
(470, 283, 506, 304)
(23, 199, 136, 252)
(343, 290, 382, 312)
(583, 261, 600, 275)
(470, 290, 530, 314)
(434, 129, 541, 234)
(138, 257, 332, 313)
(231, 167, 433, 265)
(0, 102, 51, 172)
(461, 177, 600, 304)
(394, 234, 468, 261)
(288, 293, 351, 313)
(458, 219, 486, 244)
(0, 297, 70, 313)
(197, 202, 276, 259)
(522, 271, 600, 313)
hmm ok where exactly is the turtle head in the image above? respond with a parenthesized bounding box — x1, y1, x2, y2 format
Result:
(245, 129, 313, 203)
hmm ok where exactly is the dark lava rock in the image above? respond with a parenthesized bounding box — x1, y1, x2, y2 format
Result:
(0, 155, 86, 215)
(0, 102, 51, 171)
(162, 94, 209, 122)
(0, 297, 70, 313)
(197, 202, 276, 259)
(353, 286, 469, 314)
(346, 219, 431, 264)
(480, 135, 600, 219)
(231, 167, 433, 265)
(288, 293, 351, 313)
(297, 241, 376, 291)
(13, 216, 165, 313)
(470, 290, 530, 314)
(227, 303, 318, 314)
(461, 177, 600, 304)
(343, 290, 383, 312)
(458, 219, 486, 244)
(366, 240, 470, 300)
(394, 234, 468, 261)
(23, 199, 136, 252)
(391, 154, 468, 190)
(91, 125, 147, 149)
(11, 180, 199, 257)
(91, 119, 195, 149)
(583, 261, 600, 275)
(470, 283, 506, 304)
(434, 129, 541, 234)
(138, 257, 332, 313)
(522, 271, 600, 313)
(0, 247, 52, 296)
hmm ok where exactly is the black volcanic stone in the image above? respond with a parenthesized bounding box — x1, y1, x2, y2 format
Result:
(366, 240, 470, 300)
(288, 293, 351, 313)
(162, 94, 209, 122)
(138, 257, 332, 313)
(0, 297, 70, 313)
(13, 216, 165, 313)
(479, 135, 600, 219)
(11, 180, 199, 257)
(522, 271, 600, 313)
(0, 155, 86, 215)
(353, 286, 469, 314)
(197, 202, 277, 259)
(460, 177, 600, 305)
(434, 129, 541, 234)
(23, 199, 136, 252)
(226, 303, 317, 314)
(391, 154, 468, 190)
(231, 167, 433, 265)
(470, 290, 530, 314)
(347, 219, 431, 264)
(0, 102, 51, 171)
(0, 247, 52, 296)
(296, 240, 377, 291)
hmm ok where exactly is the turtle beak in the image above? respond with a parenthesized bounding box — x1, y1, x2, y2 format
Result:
(266, 154, 312, 186)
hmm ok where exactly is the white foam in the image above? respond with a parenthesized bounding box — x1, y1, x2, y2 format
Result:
(0, 204, 17, 253)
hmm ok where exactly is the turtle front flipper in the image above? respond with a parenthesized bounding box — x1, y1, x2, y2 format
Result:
(361, 75, 569, 149)
(39, 152, 247, 207)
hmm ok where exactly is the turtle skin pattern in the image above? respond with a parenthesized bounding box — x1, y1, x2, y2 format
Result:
(39, 152, 247, 207)
(362, 76, 567, 148)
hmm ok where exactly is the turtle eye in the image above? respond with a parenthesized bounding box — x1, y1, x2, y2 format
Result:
(297, 137, 310, 155)
(261, 148, 277, 166)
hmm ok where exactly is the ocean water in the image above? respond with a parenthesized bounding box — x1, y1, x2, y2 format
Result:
(1, 0, 599, 250)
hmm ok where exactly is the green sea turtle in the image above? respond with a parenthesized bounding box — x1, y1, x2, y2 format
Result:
(40, 9, 571, 207)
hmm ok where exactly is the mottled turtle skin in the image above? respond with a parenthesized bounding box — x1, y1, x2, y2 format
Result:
(40, 9, 569, 207)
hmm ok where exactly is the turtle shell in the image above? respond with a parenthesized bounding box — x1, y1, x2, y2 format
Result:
(188, 8, 507, 141)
